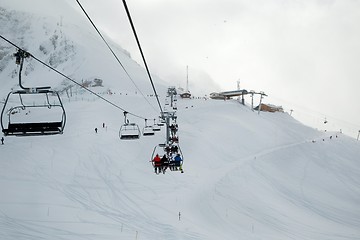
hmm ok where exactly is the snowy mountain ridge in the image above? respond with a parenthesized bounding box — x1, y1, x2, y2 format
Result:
(0, 5, 166, 102)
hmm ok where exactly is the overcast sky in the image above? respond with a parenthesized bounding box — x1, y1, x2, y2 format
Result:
(71, 0, 360, 136)
(3, 0, 360, 137)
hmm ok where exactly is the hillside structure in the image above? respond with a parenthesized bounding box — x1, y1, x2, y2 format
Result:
(210, 90, 248, 100)
(179, 92, 191, 98)
(254, 103, 284, 113)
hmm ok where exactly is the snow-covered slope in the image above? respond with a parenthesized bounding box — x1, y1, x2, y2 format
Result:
(1, 96, 360, 240)
(1, 3, 360, 240)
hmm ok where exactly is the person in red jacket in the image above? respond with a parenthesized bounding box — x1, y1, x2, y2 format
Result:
(152, 154, 161, 174)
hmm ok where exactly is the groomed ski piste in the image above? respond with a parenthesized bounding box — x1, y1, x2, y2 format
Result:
(1, 94, 360, 240)
(1, 1, 360, 239)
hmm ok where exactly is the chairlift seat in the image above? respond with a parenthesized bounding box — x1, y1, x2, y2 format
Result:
(1, 89, 66, 136)
(168, 160, 183, 171)
(3, 121, 63, 135)
(152, 125, 161, 131)
(143, 126, 155, 136)
(120, 133, 140, 139)
(119, 123, 140, 140)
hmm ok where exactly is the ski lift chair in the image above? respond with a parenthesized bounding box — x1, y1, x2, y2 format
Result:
(143, 126, 155, 136)
(168, 144, 184, 173)
(119, 111, 140, 140)
(152, 124, 161, 132)
(150, 143, 184, 173)
(150, 143, 165, 173)
(157, 120, 165, 127)
(119, 123, 141, 139)
(143, 119, 155, 136)
(1, 89, 66, 136)
(152, 119, 161, 131)
(1, 49, 66, 136)
(157, 116, 165, 126)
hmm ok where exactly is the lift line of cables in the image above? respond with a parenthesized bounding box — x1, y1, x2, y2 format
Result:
(121, 0, 163, 114)
(270, 95, 360, 131)
(75, 0, 161, 114)
(0, 34, 149, 120)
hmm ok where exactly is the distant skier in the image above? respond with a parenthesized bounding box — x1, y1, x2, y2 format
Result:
(102, 123, 105, 128)
(1, 137, 4, 145)
(95, 128, 98, 133)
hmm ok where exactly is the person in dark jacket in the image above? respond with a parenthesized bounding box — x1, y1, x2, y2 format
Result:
(1, 137, 4, 145)
(171, 145, 178, 153)
(160, 154, 169, 174)
(164, 145, 171, 154)
(170, 124, 177, 136)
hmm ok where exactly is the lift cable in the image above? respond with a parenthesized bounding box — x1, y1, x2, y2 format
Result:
(0, 35, 148, 120)
(75, 0, 158, 114)
(270, 95, 360, 129)
(122, 0, 163, 114)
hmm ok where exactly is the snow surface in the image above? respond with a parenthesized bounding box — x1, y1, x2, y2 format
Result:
(1, 95, 360, 240)
(1, 3, 360, 240)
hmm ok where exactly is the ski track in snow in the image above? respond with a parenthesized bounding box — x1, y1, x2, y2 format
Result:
(1, 97, 360, 240)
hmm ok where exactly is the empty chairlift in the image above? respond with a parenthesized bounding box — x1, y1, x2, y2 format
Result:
(143, 119, 155, 136)
(1, 49, 66, 136)
(119, 111, 140, 140)
(152, 119, 161, 132)
(157, 116, 166, 126)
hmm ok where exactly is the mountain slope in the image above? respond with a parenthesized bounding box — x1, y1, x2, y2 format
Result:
(0, 5, 166, 103)
(1, 95, 360, 240)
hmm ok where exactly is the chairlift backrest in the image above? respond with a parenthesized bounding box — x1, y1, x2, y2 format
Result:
(143, 126, 155, 136)
(119, 121, 140, 140)
(1, 49, 66, 136)
(1, 90, 66, 136)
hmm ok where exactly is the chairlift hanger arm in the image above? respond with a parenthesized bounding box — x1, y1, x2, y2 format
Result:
(18, 93, 25, 109)
(14, 49, 51, 92)
(16, 49, 30, 91)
